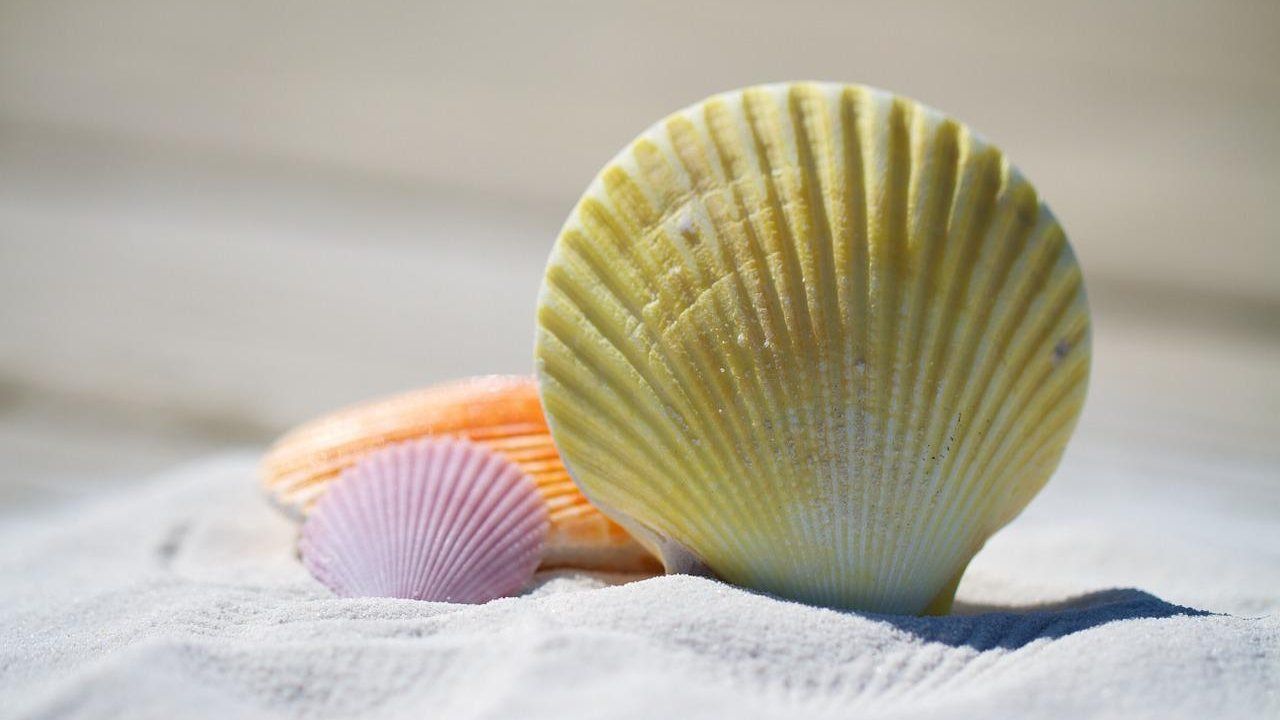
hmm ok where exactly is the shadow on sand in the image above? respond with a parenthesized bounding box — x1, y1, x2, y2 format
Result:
(869, 588, 1212, 651)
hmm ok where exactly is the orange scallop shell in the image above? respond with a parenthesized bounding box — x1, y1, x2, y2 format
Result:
(261, 375, 657, 572)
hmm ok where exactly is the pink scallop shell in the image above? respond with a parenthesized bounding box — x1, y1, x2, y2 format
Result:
(299, 437, 549, 603)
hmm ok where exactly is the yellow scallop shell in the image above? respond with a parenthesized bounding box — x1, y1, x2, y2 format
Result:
(534, 82, 1090, 614)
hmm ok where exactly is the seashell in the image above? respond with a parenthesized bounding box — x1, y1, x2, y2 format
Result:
(300, 437, 547, 602)
(534, 82, 1090, 614)
(262, 375, 656, 572)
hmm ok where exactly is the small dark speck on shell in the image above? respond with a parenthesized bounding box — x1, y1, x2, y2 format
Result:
(1053, 339, 1071, 364)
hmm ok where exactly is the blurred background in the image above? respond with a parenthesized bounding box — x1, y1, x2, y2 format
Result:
(1, 0, 1276, 511)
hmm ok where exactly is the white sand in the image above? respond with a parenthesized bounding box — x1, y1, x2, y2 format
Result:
(2, 452, 1277, 719)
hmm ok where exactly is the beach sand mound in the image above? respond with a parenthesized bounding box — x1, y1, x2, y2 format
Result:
(2, 454, 1276, 719)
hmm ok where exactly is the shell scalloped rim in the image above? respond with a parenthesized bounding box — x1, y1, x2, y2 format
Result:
(534, 81, 1090, 615)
